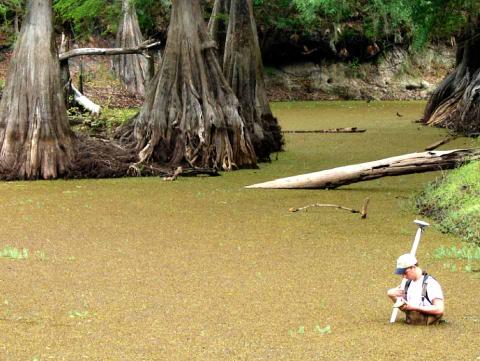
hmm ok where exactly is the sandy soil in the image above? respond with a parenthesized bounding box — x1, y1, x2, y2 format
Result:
(0, 101, 479, 360)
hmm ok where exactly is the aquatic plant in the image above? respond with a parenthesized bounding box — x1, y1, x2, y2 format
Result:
(0, 245, 29, 260)
(68, 310, 90, 319)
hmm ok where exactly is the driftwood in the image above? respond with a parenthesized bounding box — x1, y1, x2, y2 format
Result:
(59, 34, 102, 115)
(162, 166, 219, 181)
(290, 198, 370, 219)
(71, 83, 101, 116)
(246, 149, 480, 189)
(58, 40, 161, 62)
(282, 127, 366, 134)
(424, 136, 457, 151)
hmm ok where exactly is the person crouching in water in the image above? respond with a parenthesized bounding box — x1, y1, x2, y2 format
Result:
(387, 253, 444, 325)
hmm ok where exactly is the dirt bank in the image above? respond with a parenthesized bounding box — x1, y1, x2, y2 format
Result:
(265, 45, 455, 102)
(0, 45, 455, 106)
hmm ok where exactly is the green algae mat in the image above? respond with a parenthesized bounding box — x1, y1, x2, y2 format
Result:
(1, 101, 479, 360)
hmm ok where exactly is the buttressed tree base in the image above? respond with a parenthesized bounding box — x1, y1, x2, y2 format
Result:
(122, 0, 257, 171)
(0, 0, 74, 180)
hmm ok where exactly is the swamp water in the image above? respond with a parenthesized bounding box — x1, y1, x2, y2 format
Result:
(0, 101, 479, 360)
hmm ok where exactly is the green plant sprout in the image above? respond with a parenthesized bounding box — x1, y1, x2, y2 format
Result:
(0, 245, 29, 260)
(68, 310, 90, 319)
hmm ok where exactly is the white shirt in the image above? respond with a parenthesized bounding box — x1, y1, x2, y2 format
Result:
(406, 275, 444, 306)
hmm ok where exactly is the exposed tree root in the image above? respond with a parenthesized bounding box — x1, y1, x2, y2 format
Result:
(66, 133, 221, 179)
(67, 135, 135, 179)
(423, 19, 480, 133)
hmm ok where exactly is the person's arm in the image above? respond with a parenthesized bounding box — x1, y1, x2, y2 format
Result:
(401, 298, 444, 315)
(387, 286, 404, 302)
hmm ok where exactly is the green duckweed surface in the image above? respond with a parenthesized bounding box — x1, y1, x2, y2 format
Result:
(0, 101, 479, 360)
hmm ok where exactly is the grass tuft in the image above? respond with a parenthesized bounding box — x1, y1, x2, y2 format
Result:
(415, 161, 480, 244)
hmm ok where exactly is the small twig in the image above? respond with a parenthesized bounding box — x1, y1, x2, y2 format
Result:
(289, 203, 359, 213)
(289, 197, 370, 219)
(360, 198, 369, 219)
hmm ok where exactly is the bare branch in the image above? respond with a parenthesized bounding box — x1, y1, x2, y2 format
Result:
(59, 40, 161, 62)
(289, 198, 370, 219)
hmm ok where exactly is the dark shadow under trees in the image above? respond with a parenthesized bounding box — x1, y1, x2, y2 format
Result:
(209, 0, 283, 160)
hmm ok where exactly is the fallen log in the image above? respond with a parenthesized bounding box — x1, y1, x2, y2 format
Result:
(246, 149, 480, 189)
(58, 40, 161, 62)
(59, 34, 101, 116)
(71, 83, 101, 116)
(282, 127, 366, 134)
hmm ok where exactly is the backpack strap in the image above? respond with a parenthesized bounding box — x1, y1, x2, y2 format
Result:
(405, 279, 412, 297)
(404, 272, 433, 305)
(422, 272, 432, 305)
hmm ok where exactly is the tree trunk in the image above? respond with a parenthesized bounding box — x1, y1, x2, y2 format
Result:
(246, 149, 480, 189)
(210, 0, 283, 160)
(113, 0, 150, 96)
(423, 17, 480, 134)
(123, 0, 256, 171)
(208, 0, 229, 60)
(0, 0, 74, 180)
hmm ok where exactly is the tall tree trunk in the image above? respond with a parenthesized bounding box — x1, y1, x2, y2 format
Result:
(0, 0, 74, 180)
(113, 0, 149, 96)
(210, 0, 283, 160)
(125, 0, 256, 171)
(423, 17, 480, 134)
(208, 0, 229, 60)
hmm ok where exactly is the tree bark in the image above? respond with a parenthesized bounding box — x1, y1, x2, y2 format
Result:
(121, 0, 257, 171)
(210, 0, 283, 160)
(423, 17, 480, 133)
(246, 149, 480, 189)
(0, 0, 74, 180)
(113, 0, 150, 96)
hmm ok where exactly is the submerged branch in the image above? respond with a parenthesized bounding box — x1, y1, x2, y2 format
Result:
(282, 127, 366, 134)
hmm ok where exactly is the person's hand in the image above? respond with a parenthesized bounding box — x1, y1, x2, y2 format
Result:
(399, 301, 417, 312)
(390, 287, 404, 299)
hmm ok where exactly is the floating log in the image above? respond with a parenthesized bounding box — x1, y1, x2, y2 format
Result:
(246, 149, 480, 189)
(424, 135, 457, 151)
(282, 127, 366, 134)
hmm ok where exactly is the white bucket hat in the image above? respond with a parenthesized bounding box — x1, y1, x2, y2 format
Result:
(395, 253, 417, 274)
